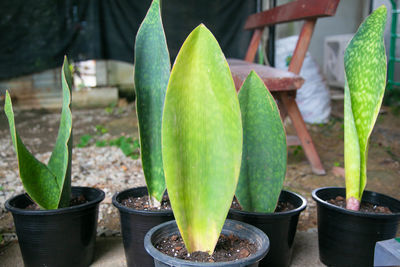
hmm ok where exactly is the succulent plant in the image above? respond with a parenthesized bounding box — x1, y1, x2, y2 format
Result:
(344, 6, 387, 211)
(235, 70, 287, 213)
(4, 56, 73, 210)
(162, 24, 242, 253)
(134, 0, 170, 206)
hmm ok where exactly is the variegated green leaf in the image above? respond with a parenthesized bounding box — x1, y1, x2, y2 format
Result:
(344, 6, 387, 208)
(236, 71, 286, 213)
(135, 0, 170, 205)
(4, 92, 60, 209)
(162, 25, 242, 253)
(48, 56, 73, 208)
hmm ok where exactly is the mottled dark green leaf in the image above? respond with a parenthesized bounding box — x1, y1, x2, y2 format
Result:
(236, 71, 286, 213)
(162, 25, 242, 253)
(135, 0, 170, 205)
(344, 6, 387, 202)
(4, 92, 60, 209)
(4, 57, 73, 209)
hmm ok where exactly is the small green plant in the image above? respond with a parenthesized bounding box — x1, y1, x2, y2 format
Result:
(95, 140, 107, 147)
(108, 136, 140, 159)
(292, 145, 303, 156)
(4, 57, 73, 210)
(344, 6, 387, 211)
(77, 134, 93, 148)
(104, 102, 117, 114)
(134, 0, 170, 207)
(162, 25, 242, 253)
(95, 124, 108, 135)
(235, 71, 287, 213)
(76, 133, 140, 159)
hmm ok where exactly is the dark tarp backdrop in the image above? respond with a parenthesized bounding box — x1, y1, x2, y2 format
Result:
(0, 0, 256, 80)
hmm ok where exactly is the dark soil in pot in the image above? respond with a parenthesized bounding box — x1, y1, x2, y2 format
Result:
(112, 186, 174, 267)
(155, 232, 258, 262)
(5, 186, 105, 267)
(25, 194, 88, 210)
(312, 187, 400, 267)
(121, 193, 171, 211)
(327, 195, 393, 214)
(145, 219, 270, 267)
(228, 190, 307, 267)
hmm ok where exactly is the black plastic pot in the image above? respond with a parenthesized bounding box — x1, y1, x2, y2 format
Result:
(144, 219, 270, 267)
(228, 190, 307, 267)
(5, 186, 105, 267)
(112, 187, 174, 267)
(312, 187, 400, 267)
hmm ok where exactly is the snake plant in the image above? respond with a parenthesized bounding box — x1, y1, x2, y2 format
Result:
(4, 56, 73, 210)
(235, 71, 287, 213)
(134, 0, 170, 207)
(344, 6, 387, 210)
(162, 24, 242, 254)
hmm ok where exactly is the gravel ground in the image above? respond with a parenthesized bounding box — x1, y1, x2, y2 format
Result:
(0, 104, 142, 243)
(0, 139, 146, 242)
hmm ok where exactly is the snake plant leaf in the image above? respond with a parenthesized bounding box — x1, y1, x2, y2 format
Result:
(4, 92, 60, 210)
(134, 0, 170, 205)
(47, 56, 73, 208)
(162, 24, 242, 253)
(344, 6, 387, 209)
(236, 71, 287, 213)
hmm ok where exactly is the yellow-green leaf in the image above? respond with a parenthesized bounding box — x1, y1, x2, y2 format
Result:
(162, 24, 242, 253)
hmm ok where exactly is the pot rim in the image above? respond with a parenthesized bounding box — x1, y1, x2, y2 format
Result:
(5, 186, 105, 216)
(229, 189, 307, 218)
(312, 186, 400, 218)
(144, 219, 269, 266)
(112, 186, 173, 216)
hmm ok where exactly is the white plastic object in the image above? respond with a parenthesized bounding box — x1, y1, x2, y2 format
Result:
(323, 34, 354, 88)
(275, 35, 331, 124)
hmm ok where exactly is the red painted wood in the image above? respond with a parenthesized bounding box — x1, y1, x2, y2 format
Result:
(245, 0, 340, 30)
(288, 19, 317, 74)
(245, 29, 263, 62)
(280, 92, 326, 175)
(228, 59, 304, 92)
(226, 0, 341, 175)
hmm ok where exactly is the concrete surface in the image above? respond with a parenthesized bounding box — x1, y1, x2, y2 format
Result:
(0, 230, 324, 267)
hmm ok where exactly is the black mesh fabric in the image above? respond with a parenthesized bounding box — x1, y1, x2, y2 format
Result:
(0, 0, 256, 80)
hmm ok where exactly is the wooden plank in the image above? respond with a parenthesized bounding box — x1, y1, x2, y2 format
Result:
(244, 29, 263, 62)
(244, 0, 340, 30)
(228, 59, 304, 92)
(288, 19, 317, 74)
(280, 92, 326, 175)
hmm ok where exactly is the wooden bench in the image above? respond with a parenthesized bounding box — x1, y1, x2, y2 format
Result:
(229, 0, 340, 175)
